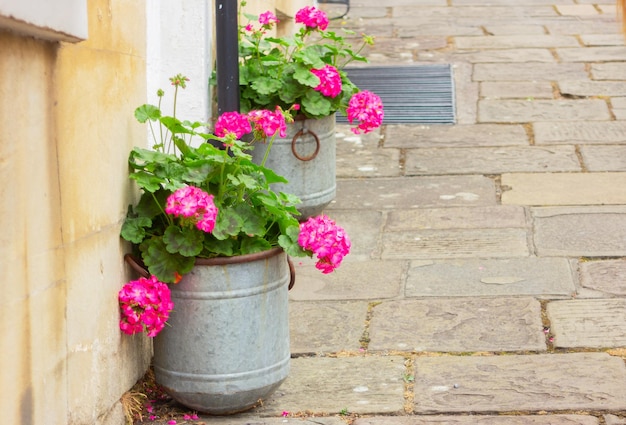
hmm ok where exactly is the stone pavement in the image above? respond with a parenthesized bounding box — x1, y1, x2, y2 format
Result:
(148, 1, 626, 424)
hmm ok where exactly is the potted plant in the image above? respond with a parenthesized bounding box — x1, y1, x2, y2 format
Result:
(238, 4, 384, 217)
(118, 75, 351, 414)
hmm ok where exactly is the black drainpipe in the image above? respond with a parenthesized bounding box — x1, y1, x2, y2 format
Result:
(215, 1, 240, 115)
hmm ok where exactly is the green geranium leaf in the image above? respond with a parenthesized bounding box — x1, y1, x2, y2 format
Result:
(212, 210, 243, 240)
(163, 225, 204, 257)
(278, 225, 306, 257)
(181, 161, 213, 184)
(240, 237, 272, 255)
(203, 238, 235, 257)
(293, 66, 320, 88)
(295, 46, 326, 68)
(251, 77, 283, 96)
(160, 116, 194, 135)
(121, 216, 152, 244)
(129, 170, 163, 193)
(300, 91, 332, 117)
(135, 189, 169, 218)
(140, 238, 195, 283)
(134, 104, 161, 123)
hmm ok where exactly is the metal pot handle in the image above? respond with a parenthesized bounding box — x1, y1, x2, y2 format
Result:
(291, 128, 320, 161)
(287, 257, 296, 290)
(124, 254, 150, 278)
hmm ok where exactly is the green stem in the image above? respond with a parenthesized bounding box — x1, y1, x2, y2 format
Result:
(260, 133, 277, 168)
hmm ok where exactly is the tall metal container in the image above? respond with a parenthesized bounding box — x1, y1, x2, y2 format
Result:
(152, 248, 291, 414)
(251, 114, 336, 219)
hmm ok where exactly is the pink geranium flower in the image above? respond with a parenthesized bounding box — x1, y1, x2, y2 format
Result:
(259, 11, 279, 26)
(166, 186, 218, 233)
(311, 65, 342, 98)
(346, 90, 384, 134)
(248, 107, 288, 138)
(214, 111, 252, 139)
(295, 6, 329, 30)
(118, 275, 174, 337)
(298, 215, 351, 273)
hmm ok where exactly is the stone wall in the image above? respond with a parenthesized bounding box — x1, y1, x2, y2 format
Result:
(0, 0, 151, 423)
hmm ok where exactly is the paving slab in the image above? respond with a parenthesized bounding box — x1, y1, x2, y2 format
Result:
(547, 299, 626, 348)
(454, 48, 555, 63)
(385, 206, 526, 231)
(591, 63, 626, 80)
(473, 63, 587, 82)
(581, 34, 625, 46)
(329, 176, 496, 210)
(532, 206, 626, 257)
(413, 353, 626, 413)
(481, 81, 554, 99)
(405, 146, 580, 175)
(605, 415, 626, 425)
(355, 415, 599, 425)
(453, 62, 479, 125)
(559, 80, 626, 97)
(289, 260, 405, 301)
(534, 121, 626, 144)
(260, 356, 406, 415)
(406, 257, 575, 298)
(611, 97, 626, 120)
(556, 4, 598, 15)
(579, 145, 626, 171)
(545, 20, 623, 36)
(320, 210, 383, 261)
(579, 259, 626, 297)
(455, 35, 580, 49)
(381, 228, 529, 259)
(556, 46, 626, 62)
(501, 173, 626, 205)
(289, 301, 369, 354)
(478, 99, 611, 123)
(368, 297, 545, 352)
(384, 124, 528, 148)
(483, 24, 548, 36)
(335, 127, 401, 178)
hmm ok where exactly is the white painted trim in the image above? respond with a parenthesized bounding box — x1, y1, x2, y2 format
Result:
(146, 0, 213, 147)
(0, 0, 87, 42)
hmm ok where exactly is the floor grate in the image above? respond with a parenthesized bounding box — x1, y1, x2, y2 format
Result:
(337, 64, 456, 125)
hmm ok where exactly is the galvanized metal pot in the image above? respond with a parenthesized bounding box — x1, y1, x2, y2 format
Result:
(251, 114, 336, 219)
(152, 248, 292, 414)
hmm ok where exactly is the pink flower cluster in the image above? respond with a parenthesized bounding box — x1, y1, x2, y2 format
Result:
(295, 6, 329, 30)
(311, 65, 342, 98)
(215, 108, 289, 140)
(259, 11, 279, 26)
(248, 107, 288, 138)
(165, 186, 218, 233)
(214, 111, 252, 139)
(346, 90, 385, 134)
(298, 215, 351, 273)
(118, 275, 174, 337)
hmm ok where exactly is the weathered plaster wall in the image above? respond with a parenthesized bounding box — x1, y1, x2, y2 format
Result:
(0, 0, 151, 423)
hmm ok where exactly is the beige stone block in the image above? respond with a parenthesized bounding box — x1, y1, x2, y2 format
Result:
(78, 0, 146, 56)
(0, 283, 69, 424)
(65, 227, 128, 348)
(55, 47, 146, 242)
(556, 4, 598, 16)
(502, 172, 626, 205)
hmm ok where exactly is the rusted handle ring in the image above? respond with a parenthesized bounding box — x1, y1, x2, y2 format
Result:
(288, 257, 296, 290)
(124, 254, 150, 278)
(291, 128, 320, 161)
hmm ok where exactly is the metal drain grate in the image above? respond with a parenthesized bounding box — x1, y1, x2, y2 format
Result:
(337, 64, 456, 125)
